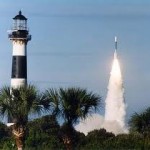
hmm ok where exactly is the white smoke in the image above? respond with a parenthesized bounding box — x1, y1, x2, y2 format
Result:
(75, 114, 104, 135)
(101, 120, 128, 134)
(75, 113, 128, 135)
(105, 52, 127, 131)
(75, 51, 128, 135)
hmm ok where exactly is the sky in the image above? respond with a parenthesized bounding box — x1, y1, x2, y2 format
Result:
(0, 0, 150, 120)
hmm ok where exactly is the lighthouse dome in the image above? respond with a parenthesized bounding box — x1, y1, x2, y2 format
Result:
(13, 11, 27, 20)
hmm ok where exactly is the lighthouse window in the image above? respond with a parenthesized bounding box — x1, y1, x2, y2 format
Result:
(13, 20, 27, 30)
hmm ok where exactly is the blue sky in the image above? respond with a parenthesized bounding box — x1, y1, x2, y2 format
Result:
(0, 0, 150, 119)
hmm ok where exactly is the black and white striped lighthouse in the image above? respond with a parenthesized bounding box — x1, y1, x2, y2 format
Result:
(8, 11, 31, 88)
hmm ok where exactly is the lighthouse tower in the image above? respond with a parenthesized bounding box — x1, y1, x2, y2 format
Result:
(8, 11, 31, 88)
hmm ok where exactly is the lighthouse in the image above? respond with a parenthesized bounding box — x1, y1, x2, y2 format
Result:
(8, 11, 31, 88)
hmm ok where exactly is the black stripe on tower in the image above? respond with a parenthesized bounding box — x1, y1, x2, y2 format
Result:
(11, 56, 27, 78)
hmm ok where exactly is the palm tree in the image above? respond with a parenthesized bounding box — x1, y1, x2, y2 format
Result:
(45, 87, 101, 150)
(0, 85, 50, 150)
(129, 107, 150, 135)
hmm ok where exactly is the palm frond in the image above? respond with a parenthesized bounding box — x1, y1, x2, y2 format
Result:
(58, 87, 101, 125)
(44, 88, 60, 115)
(0, 85, 47, 126)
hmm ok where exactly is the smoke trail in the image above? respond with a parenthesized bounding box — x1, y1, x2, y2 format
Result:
(75, 114, 104, 135)
(75, 52, 128, 135)
(75, 113, 127, 135)
(75, 43, 128, 135)
(104, 51, 127, 133)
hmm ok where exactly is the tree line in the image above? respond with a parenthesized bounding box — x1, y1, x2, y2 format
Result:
(0, 85, 100, 150)
(0, 85, 150, 150)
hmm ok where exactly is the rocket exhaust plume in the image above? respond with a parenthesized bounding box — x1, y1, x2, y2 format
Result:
(75, 37, 128, 135)
(104, 37, 127, 133)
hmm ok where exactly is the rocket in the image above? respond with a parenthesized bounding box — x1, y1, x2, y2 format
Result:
(115, 36, 117, 51)
(114, 36, 117, 59)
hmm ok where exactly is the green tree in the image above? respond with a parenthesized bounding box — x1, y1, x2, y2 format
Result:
(25, 115, 64, 150)
(0, 85, 50, 150)
(79, 129, 115, 149)
(129, 107, 150, 135)
(45, 87, 101, 150)
(0, 122, 8, 140)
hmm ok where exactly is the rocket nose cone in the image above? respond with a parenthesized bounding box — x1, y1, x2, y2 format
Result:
(115, 36, 117, 42)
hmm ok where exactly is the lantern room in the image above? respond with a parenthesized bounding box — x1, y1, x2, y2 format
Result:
(13, 11, 27, 30)
(8, 11, 31, 41)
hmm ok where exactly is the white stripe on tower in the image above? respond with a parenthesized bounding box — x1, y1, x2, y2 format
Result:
(12, 41, 27, 56)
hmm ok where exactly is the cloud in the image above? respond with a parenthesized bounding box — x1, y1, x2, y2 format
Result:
(75, 113, 128, 135)
(101, 120, 128, 135)
(75, 114, 104, 135)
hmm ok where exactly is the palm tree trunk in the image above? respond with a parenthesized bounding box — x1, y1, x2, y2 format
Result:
(15, 137, 23, 150)
(60, 123, 74, 150)
(62, 135, 72, 150)
(12, 126, 24, 150)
